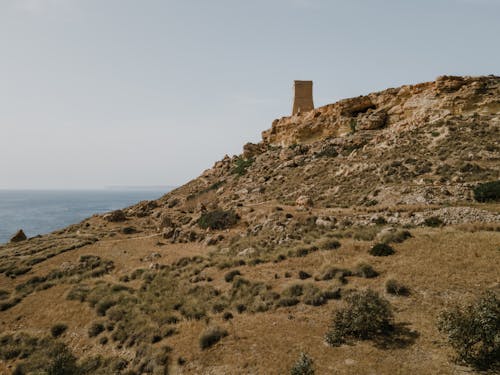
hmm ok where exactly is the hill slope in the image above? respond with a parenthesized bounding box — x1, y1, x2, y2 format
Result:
(0, 75, 499, 374)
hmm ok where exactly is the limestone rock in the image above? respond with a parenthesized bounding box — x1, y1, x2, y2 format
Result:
(238, 247, 256, 257)
(104, 210, 126, 222)
(296, 195, 313, 207)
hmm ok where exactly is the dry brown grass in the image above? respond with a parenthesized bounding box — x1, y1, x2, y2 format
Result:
(0, 219, 499, 374)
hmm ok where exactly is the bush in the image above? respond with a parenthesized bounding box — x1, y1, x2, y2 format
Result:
(302, 285, 326, 307)
(283, 284, 304, 298)
(385, 279, 410, 296)
(369, 243, 395, 257)
(378, 229, 412, 244)
(222, 312, 233, 321)
(321, 240, 341, 250)
(473, 181, 500, 202)
(325, 290, 393, 346)
(0, 289, 9, 300)
(198, 210, 239, 230)
(50, 324, 68, 338)
(232, 156, 254, 176)
(95, 299, 117, 316)
(290, 352, 314, 375)
(88, 322, 105, 338)
(424, 216, 444, 227)
(224, 270, 241, 282)
(322, 288, 341, 300)
(277, 298, 300, 307)
(298, 271, 311, 280)
(355, 263, 379, 278)
(437, 291, 500, 369)
(45, 347, 79, 375)
(199, 326, 228, 350)
(316, 267, 352, 282)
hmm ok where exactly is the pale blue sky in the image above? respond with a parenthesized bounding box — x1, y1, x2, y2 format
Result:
(1, 0, 499, 189)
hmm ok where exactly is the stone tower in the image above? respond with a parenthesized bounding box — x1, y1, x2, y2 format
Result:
(292, 80, 314, 115)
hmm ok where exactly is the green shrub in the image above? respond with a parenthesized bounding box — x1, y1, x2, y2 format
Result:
(277, 298, 300, 307)
(290, 352, 314, 375)
(321, 240, 341, 250)
(283, 284, 304, 298)
(50, 324, 68, 338)
(222, 312, 233, 321)
(95, 299, 117, 316)
(325, 290, 393, 346)
(316, 267, 352, 282)
(45, 346, 79, 375)
(322, 288, 341, 300)
(199, 326, 228, 350)
(379, 229, 412, 244)
(232, 156, 254, 176)
(224, 270, 241, 282)
(355, 263, 379, 278)
(298, 271, 311, 280)
(88, 322, 105, 338)
(437, 291, 499, 369)
(302, 285, 326, 307)
(198, 210, 239, 230)
(473, 181, 500, 202)
(424, 216, 444, 227)
(0, 289, 9, 300)
(369, 243, 395, 257)
(385, 279, 410, 296)
(0, 297, 21, 311)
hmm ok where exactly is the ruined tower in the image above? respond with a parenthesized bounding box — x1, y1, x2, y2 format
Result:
(292, 80, 314, 115)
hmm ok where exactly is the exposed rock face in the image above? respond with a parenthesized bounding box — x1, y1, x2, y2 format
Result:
(10, 229, 27, 243)
(103, 209, 126, 222)
(262, 75, 500, 146)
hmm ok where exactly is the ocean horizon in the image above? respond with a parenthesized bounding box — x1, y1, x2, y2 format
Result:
(0, 189, 173, 244)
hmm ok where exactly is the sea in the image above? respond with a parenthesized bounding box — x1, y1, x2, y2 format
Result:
(0, 189, 172, 244)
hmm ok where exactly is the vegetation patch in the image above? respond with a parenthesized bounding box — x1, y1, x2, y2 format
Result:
(378, 229, 412, 244)
(424, 216, 444, 227)
(473, 180, 500, 202)
(369, 243, 395, 257)
(199, 326, 228, 350)
(438, 291, 499, 370)
(50, 323, 68, 338)
(290, 352, 315, 375)
(355, 263, 379, 278)
(198, 209, 240, 230)
(385, 279, 410, 296)
(232, 156, 255, 176)
(325, 290, 393, 346)
(224, 270, 241, 282)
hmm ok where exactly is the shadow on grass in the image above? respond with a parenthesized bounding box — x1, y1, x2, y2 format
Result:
(372, 323, 420, 350)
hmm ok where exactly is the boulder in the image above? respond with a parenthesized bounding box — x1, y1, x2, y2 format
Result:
(238, 247, 256, 257)
(243, 142, 266, 159)
(104, 210, 126, 222)
(296, 195, 313, 207)
(10, 229, 27, 243)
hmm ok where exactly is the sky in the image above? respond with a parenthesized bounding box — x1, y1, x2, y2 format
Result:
(0, 0, 499, 189)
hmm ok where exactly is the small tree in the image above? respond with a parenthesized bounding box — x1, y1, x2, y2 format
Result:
(438, 291, 500, 370)
(325, 290, 393, 346)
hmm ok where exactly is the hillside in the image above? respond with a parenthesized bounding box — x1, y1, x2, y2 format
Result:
(0, 75, 499, 375)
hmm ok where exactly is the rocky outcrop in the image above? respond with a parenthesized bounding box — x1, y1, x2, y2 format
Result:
(10, 229, 27, 243)
(262, 75, 500, 146)
(103, 209, 127, 222)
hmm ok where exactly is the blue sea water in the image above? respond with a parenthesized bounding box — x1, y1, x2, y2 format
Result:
(0, 189, 171, 244)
